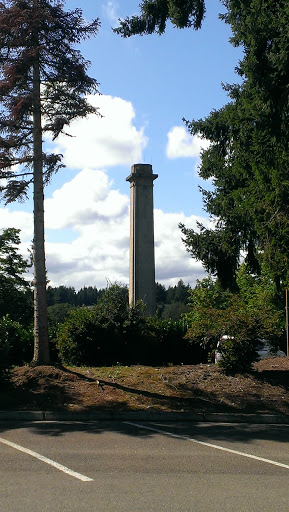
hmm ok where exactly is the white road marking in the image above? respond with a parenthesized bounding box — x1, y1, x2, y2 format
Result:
(0, 436, 93, 482)
(125, 422, 289, 471)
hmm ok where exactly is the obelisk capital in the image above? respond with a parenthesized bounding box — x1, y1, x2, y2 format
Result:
(126, 163, 158, 184)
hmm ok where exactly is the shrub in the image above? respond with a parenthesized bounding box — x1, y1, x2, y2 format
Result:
(145, 317, 205, 364)
(0, 314, 33, 367)
(56, 283, 206, 366)
(56, 307, 100, 365)
(161, 302, 190, 320)
(217, 335, 259, 374)
(56, 285, 149, 365)
(184, 279, 284, 370)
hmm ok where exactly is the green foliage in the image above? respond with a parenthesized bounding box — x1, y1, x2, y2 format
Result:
(180, 0, 289, 291)
(0, 0, 100, 202)
(0, 1, 100, 365)
(47, 302, 74, 361)
(180, 221, 242, 291)
(0, 315, 33, 368)
(0, 228, 32, 326)
(48, 282, 188, 315)
(184, 268, 284, 370)
(185, 298, 264, 370)
(75, 286, 100, 306)
(56, 283, 203, 366)
(56, 284, 146, 365)
(0, 278, 32, 327)
(55, 307, 98, 366)
(47, 286, 77, 306)
(46, 284, 123, 307)
(48, 303, 74, 328)
(188, 276, 233, 311)
(162, 301, 190, 320)
(155, 280, 191, 317)
(166, 279, 191, 304)
(0, 228, 30, 282)
(114, 0, 206, 37)
(116, 1, 289, 292)
(217, 335, 258, 375)
(145, 317, 204, 364)
(155, 282, 167, 309)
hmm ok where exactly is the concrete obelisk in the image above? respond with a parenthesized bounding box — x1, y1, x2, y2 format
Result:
(126, 164, 158, 316)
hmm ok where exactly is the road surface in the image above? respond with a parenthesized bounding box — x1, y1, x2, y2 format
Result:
(0, 420, 288, 512)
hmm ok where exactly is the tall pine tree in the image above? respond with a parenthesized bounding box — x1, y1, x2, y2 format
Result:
(180, 0, 289, 291)
(0, 0, 100, 364)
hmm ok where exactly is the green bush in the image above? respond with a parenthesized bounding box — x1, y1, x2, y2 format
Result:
(0, 314, 33, 367)
(218, 335, 259, 374)
(56, 307, 100, 365)
(145, 317, 204, 364)
(55, 283, 205, 366)
(56, 285, 149, 365)
(184, 272, 284, 370)
(47, 303, 75, 361)
(185, 297, 279, 372)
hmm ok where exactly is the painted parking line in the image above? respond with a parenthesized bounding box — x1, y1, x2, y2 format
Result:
(125, 422, 289, 471)
(0, 436, 93, 482)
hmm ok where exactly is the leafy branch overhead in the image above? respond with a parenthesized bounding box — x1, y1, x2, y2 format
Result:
(114, 0, 206, 36)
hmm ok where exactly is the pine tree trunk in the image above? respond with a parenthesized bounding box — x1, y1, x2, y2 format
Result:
(31, 52, 50, 366)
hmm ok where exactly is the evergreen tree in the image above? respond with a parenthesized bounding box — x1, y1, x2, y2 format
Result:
(180, 0, 289, 291)
(46, 285, 76, 306)
(168, 279, 190, 303)
(155, 282, 167, 303)
(114, 0, 206, 36)
(76, 286, 99, 306)
(0, 228, 32, 325)
(0, 1, 100, 364)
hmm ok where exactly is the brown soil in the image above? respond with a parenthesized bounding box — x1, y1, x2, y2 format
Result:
(1, 358, 289, 415)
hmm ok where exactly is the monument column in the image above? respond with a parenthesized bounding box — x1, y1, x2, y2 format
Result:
(126, 164, 158, 316)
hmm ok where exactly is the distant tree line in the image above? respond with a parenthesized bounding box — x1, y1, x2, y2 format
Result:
(46, 280, 191, 309)
(47, 285, 103, 307)
(155, 280, 191, 319)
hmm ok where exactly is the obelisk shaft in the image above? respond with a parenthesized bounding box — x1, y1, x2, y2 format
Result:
(126, 164, 158, 316)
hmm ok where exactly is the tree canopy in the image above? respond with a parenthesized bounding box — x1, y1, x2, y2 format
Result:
(0, 228, 32, 325)
(114, 0, 206, 36)
(180, 0, 289, 291)
(0, 0, 100, 203)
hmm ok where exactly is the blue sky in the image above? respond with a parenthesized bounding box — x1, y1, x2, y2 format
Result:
(0, 0, 243, 290)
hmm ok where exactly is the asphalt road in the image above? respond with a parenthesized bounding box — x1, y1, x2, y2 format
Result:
(0, 420, 289, 512)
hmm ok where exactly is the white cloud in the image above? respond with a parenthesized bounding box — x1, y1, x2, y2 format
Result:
(154, 210, 208, 286)
(45, 168, 128, 230)
(42, 168, 130, 288)
(0, 96, 211, 291)
(0, 208, 33, 241)
(43, 172, 209, 289)
(50, 94, 148, 169)
(166, 126, 210, 159)
(102, 1, 119, 26)
(0, 169, 208, 290)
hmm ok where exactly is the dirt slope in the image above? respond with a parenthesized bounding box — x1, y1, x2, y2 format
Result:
(1, 358, 289, 415)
